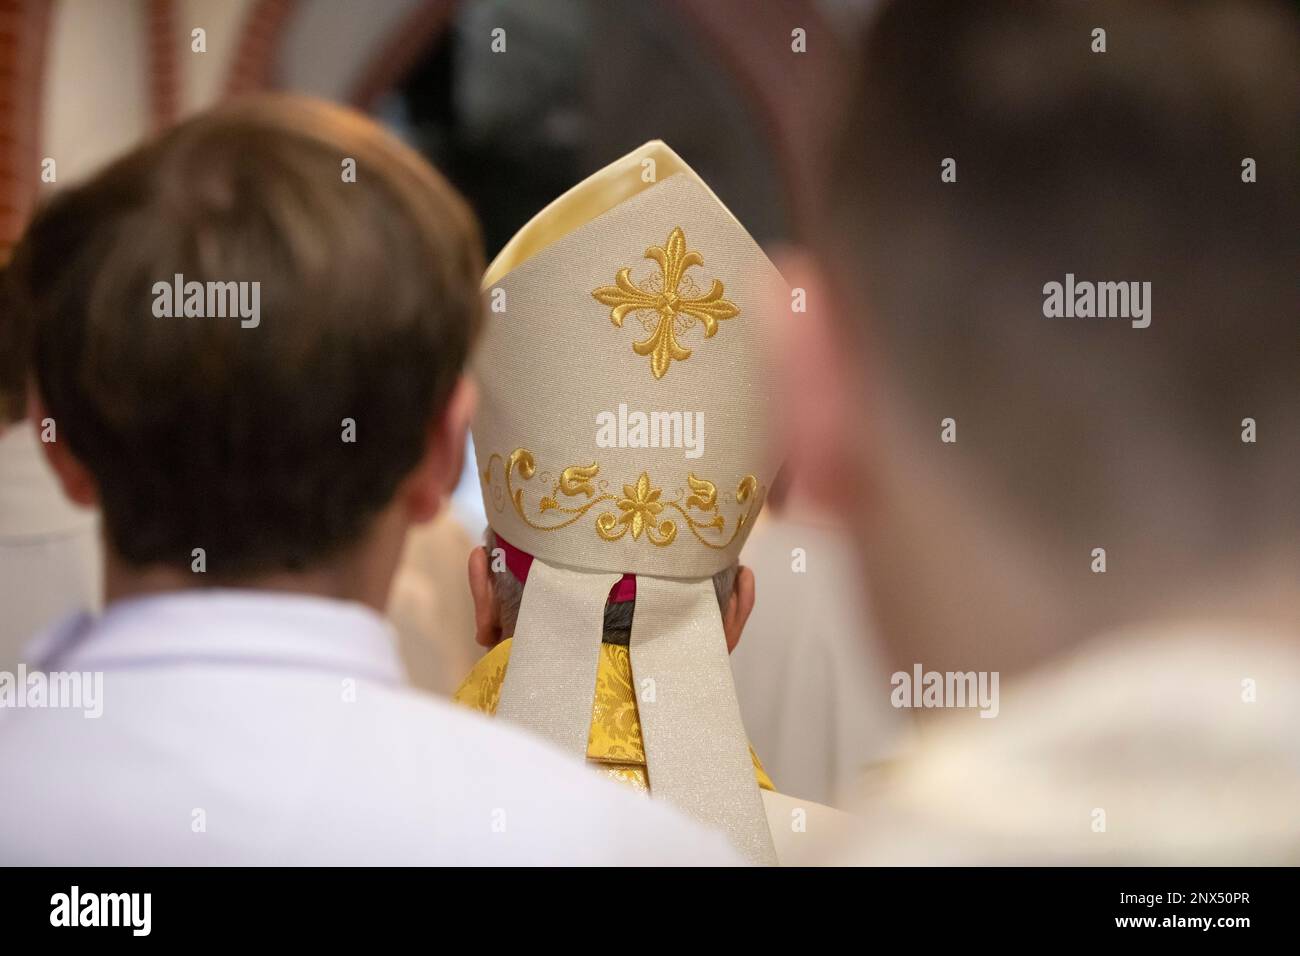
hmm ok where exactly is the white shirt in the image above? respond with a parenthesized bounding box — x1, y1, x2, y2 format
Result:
(0, 423, 100, 672)
(0, 590, 741, 865)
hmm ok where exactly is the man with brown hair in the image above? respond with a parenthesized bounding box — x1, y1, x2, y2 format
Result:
(785, 0, 1300, 862)
(0, 95, 737, 865)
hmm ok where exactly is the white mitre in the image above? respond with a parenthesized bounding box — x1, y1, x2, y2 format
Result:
(473, 141, 788, 864)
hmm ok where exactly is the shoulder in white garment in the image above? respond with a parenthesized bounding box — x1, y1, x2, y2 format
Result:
(0, 591, 741, 866)
(826, 625, 1300, 865)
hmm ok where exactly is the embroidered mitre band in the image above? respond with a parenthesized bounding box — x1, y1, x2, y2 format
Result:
(472, 141, 785, 865)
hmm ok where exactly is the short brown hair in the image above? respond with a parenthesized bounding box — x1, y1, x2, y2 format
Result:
(827, 0, 1300, 552)
(7, 94, 483, 577)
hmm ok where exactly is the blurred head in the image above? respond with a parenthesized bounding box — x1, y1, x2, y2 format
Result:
(6, 94, 484, 599)
(787, 0, 1300, 671)
(467, 530, 754, 652)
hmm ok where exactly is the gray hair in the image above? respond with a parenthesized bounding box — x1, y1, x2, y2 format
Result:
(485, 529, 737, 646)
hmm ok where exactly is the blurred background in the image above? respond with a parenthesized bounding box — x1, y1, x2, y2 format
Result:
(5, 0, 1296, 865)
(0, 0, 901, 807)
(1, 0, 873, 526)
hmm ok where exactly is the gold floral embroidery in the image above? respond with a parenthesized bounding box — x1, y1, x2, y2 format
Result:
(598, 473, 675, 546)
(592, 227, 740, 379)
(453, 638, 775, 792)
(481, 448, 761, 550)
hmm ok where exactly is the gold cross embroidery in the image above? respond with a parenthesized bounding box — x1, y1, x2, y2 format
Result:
(592, 227, 740, 380)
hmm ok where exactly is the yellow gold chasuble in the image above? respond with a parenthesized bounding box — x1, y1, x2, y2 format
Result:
(454, 637, 775, 793)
